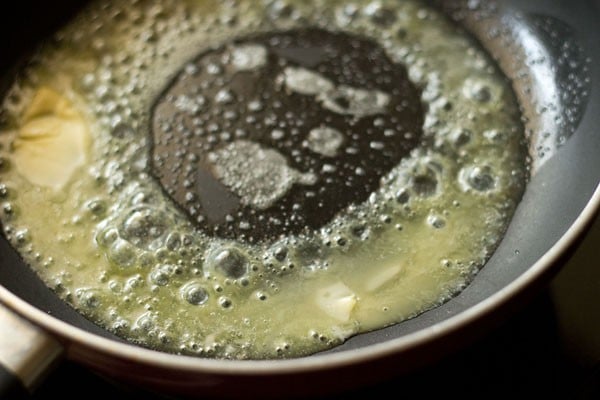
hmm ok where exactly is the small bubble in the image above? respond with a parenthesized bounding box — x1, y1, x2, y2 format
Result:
(136, 313, 154, 331)
(364, 2, 397, 27)
(206, 63, 222, 75)
(450, 128, 472, 147)
(165, 232, 181, 251)
(150, 264, 175, 286)
(427, 214, 446, 229)
(215, 89, 235, 104)
(370, 141, 385, 150)
(108, 239, 138, 268)
(15, 229, 30, 246)
(111, 123, 135, 139)
(411, 172, 438, 197)
(256, 291, 267, 301)
(2, 202, 14, 216)
(86, 199, 107, 216)
(271, 129, 285, 140)
(459, 165, 496, 192)
(268, 0, 294, 20)
(273, 245, 288, 262)
(247, 100, 264, 112)
(184, 63, 199, 75)
(120, 207, 168, 249)
(181, 282, 209, 305)
(76, 288, 101, 309)
(207, 247, 249, 279)
(219, 296, 232, 308)
(395, 188, 410, 204)
(0, 184, 9, 198)
(380, 215, 392, 224)
(463, 79, 493, 103)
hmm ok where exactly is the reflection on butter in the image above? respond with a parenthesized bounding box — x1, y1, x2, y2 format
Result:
(12, 87, 89, 190)
(365, 265, 403, 292)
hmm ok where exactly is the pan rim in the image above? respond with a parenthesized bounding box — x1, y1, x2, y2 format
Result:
(1, 184, 599, 375)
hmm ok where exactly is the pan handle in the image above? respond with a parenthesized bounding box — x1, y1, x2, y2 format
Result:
(0, 303, 64, 398)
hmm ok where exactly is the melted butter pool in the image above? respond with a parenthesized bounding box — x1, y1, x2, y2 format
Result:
(0, 0, 529, 359)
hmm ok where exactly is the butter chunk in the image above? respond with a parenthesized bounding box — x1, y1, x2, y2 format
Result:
(12, 87, 89, 190)
(315, 282, 357, 322)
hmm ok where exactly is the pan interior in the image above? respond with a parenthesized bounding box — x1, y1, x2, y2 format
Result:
(0, 0, 597, 362)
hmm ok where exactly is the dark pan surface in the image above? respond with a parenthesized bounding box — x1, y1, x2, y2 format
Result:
(0, 0, 599, 361)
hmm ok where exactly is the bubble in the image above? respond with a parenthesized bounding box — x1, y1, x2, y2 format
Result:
(450, 128, 472, 147)
(463, 78, 494, 103)
(120, 207, 168, 249)
(336, 236, 347, 246)
(111, 122, 135, 139)
(86, 199, 107, 216)
(108, 238, 138, 268)
(294, 239, 327, 271)
(108, 280, 122, 293)
(395, 188, 410, 204)
(427, 214, 446, 229)
(370, 141, 385, 150)
(207, 247, 249, 279)
(219, 296, 233, 308)
(215, 89, 235, 104)
(180, 281, 209, 305)
(165, 232, 181, 250)
(75, 288, 101, 309)
(126, 272, 145, 289)
(364, 2, 397, 27)
(136, 312, 155, 331)
(411, 170, 438, 197)
(14, 229, 30, 246)
(272, 244, 288, 262)
(483, 129, 505, 143)
(256, 291, 268, 301)
(271, 129, 285, 140)
(2, 202, 14, 218)
(111, 318, 130, 334)
(0, 184, 9, 198)
(150, 263, 175, 286)
(247, 100, 264, 112)
(459, 165, 496, 192)
(350, 224, 370, 240)
(173, 94, 206, 114)
(184, 63, 199, 76)
(206, 63, 223, 75)
(267, 0, 295, 20)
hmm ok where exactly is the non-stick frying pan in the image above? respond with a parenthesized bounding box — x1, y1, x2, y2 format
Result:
(0, 0, 599, 398)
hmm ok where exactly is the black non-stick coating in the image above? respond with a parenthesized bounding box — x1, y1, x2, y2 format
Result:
(0, 0, 599, 358)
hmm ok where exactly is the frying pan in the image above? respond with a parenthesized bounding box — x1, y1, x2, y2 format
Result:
(0, 0, 599, 398)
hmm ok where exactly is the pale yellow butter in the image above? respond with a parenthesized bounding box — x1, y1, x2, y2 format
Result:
(315, 282, 358, 322)
(12, 87, 89, 190)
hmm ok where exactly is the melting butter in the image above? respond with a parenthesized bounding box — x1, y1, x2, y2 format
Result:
(12, 87, 89, 190)
(0, 0, 529, 360)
